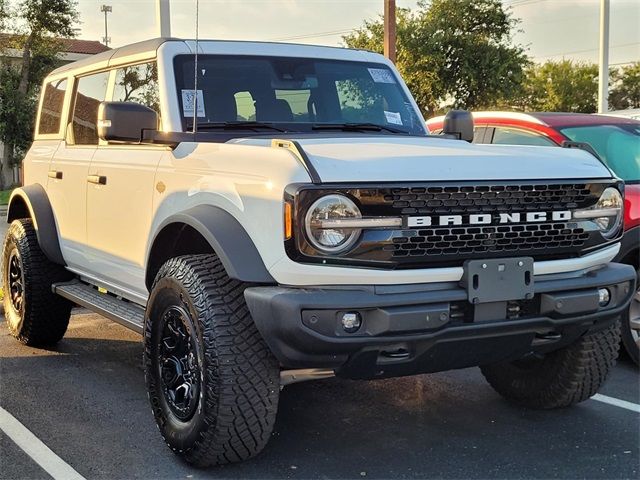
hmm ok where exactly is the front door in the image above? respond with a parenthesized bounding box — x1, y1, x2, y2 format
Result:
(84, 61, 164, 300)
(85, 145, 165, 299)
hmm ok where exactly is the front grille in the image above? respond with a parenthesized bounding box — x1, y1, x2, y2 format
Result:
(288, 180, 618, 269)
(389, 223, 590, 258)
(382, 184, 595, 215)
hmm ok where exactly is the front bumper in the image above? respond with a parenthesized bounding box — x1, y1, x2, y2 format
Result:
(245, 263, 636, 379)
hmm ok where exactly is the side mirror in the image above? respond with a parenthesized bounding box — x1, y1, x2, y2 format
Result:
(443, 110, 474, 143)
(97, 101, 158, 143)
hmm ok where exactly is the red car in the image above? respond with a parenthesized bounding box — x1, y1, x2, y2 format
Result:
(427, 112, 640, 365)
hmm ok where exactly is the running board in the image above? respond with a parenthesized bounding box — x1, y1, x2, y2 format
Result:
(53, 280, 145, 334)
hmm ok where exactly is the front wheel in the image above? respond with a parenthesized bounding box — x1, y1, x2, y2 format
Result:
(144, 254, 280, 467)
(2, 219, 72, 345)
(481, 322, 620, 409)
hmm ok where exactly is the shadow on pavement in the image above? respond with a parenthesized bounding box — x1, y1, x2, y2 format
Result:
(0, 318, 638, 479)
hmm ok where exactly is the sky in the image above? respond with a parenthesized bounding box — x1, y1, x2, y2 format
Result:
(74, 0, 639, 66)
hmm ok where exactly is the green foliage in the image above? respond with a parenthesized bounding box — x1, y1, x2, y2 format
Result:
(19, 0, 78, 39)
(0, 0, 78, 187)
(0, 66, 36, 163)
(514, 60, 598, 113)
(0, 188, 13, 205)
(343, 0, 528, 116)
(610, 62, 640, 110)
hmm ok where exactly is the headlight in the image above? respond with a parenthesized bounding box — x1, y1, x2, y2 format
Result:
(573, 187, 623, 239)
(305, 194, 362, 253)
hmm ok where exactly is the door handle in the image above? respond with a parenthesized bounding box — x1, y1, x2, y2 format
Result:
(87, 175, 107, 185)
(48, 170, 63, 180)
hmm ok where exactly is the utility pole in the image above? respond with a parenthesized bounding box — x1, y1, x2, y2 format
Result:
(598, 0, 610, 113)
(100, 4, 112, 47)
(384, 0, 396, 63)
(156, 0, 172, 37)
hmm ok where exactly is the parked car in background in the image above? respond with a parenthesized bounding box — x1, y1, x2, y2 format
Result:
(427, 112, 640, 365)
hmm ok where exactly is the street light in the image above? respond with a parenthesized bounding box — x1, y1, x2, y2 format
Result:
(101, 4, 112, 47)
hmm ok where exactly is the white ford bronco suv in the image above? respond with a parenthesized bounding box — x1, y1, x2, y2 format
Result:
(4, 38, 636, 466)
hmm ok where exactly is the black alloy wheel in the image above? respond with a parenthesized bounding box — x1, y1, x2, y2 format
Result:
(7, 249, 24, 314)
(158, 305, 201, 421)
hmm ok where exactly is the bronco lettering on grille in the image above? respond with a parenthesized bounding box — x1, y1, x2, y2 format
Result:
(407, 210, 572, 227)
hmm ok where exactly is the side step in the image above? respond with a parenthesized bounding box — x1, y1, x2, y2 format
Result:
(53, 280, 145, 334)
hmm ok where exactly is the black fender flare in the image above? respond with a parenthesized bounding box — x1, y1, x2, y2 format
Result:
(148, 205, 275, 286)
(7, 184, 66, 266)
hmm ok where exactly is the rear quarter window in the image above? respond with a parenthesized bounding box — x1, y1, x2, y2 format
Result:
(38, 79, 67, 135)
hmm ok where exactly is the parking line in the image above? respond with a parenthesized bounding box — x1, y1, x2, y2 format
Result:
(0, 406, 86, 480)
(592, 394, 640, 413)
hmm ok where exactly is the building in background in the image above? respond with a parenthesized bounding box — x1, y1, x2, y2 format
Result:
(0, 35, 110, 184)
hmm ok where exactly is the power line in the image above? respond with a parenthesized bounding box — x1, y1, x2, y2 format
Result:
(533, 42, 640, 60)
(504, 0, 549, 8)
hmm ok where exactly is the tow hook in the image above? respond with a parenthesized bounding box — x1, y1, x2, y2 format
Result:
(531, 332, 562, 346)
(378, 346, 411, 362)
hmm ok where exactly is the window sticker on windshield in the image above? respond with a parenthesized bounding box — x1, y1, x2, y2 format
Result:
(181, 89, 205, 117)
(384, 111, 403, 125)
(368, 68, 396, 84)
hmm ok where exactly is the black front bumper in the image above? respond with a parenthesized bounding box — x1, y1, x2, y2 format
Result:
(245, 263, 636, 380)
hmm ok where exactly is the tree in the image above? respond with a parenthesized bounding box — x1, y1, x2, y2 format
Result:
(0, 0, 78, 188)
(515, 60, 598, 113)
(343, 0, 529, 116)
(610, 62, 640, 110)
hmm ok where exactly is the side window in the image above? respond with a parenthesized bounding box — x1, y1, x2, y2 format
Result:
(473, 126, 488, 143)
(491, 127, 556, 147)
(234, 91, 256, 121)
(71, 71, 109, 145)
(38, 79, 67, 135)
(113, 62, 160, 114)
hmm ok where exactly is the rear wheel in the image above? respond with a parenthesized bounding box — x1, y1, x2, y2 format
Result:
(144, 254, 280, 467)
(481, 322, 620, 409)
(2, 219, 72, 346)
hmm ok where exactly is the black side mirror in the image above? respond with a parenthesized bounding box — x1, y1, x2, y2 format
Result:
(443, 110, 474, 143)
(97, 101, 158, 143)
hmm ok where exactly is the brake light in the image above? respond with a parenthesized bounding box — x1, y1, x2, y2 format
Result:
(623, 184, 640, 230)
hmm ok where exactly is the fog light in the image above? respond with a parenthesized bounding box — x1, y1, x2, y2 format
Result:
(341, 312, 362, 333)
(598, 288, 611, 307)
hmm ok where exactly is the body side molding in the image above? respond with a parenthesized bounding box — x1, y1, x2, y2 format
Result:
(7, 184, 66, 266)
(147, 205, 276, 288)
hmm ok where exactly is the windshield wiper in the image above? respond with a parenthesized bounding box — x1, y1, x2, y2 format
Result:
(312, 122, 408, 134)
(186, 121, 287, 132)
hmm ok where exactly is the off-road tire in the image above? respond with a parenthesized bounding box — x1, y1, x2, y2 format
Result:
(2, 219, 73, 345)
(144, 254, 280, 467)
(480, 322, 621, 409)
(620, 269, 639, 366)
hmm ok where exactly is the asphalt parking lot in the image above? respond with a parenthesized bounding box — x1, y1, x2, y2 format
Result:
(0, 310, 638, 480)
(0, 222, 639, 480)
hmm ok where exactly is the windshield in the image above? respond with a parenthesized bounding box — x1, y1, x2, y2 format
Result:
(173, 55, 426, 135)
(559, 124, 640, 182)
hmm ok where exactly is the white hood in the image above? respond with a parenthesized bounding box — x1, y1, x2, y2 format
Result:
(232, 136, 612, 183)
(293, 136, 612, 182)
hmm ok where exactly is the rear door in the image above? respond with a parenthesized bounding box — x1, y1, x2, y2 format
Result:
(47, 71, 110, 270)
(26, 78, 70, 187)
